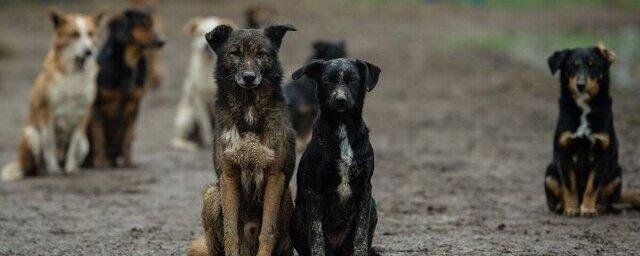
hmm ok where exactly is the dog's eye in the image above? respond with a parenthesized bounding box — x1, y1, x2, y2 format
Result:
(587, 59, 595, 67)
(229, 49, 241, 55)
(88, 31, 95, 37)
(71, 31, 80, 38)
(258, 49, 268, 55)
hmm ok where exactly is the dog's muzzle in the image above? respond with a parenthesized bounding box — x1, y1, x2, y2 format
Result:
(74, 49, 93, 71)
(235, 71, 262, 89)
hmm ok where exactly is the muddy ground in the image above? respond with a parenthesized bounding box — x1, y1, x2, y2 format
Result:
(1, 0, 640, 255)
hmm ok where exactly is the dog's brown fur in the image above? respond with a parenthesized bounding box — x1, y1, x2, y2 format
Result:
(187, 24, 297, 256)
(1, 8, 103, 181)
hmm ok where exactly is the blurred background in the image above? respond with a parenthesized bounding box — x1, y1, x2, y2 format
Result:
(0, 0, 639, 255)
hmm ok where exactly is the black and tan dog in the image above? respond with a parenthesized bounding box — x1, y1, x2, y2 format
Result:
(544, 44, 640, 216)
(187, 24, 297, 256)
(284, 40, 347, 152)
(290, 58, 381, 256)
(85, 9, 165, 167)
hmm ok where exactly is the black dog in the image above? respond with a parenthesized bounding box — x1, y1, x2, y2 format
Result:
(544, 45, 640, 216)
(86, 9, 164, 167)
(284, 40, 347, 151)
(291, 58, 381, 256)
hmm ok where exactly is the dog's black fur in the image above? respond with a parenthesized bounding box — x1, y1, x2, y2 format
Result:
(291, 58, 381, 256)
(85, 9, 164, 167)
(284, 40, 347, 151)
(543, 45, 624, 216)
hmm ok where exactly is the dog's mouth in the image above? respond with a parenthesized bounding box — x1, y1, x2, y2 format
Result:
(74, 56, 88, 71)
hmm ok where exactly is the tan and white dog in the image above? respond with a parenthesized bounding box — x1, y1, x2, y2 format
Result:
(172, 17, 235, 150)
(1, 9, 103, 181)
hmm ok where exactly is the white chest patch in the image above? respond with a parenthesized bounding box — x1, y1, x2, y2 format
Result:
(49, 69, 96, 132)
(336, 124, 353, 203)
(573, 95, 591, 138)
(245, 106, 256, 124)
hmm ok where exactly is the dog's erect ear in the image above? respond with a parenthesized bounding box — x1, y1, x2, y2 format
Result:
(356, 59, 381, 92)
(547, 49, 570, 75)
(205, 25, 233, 53)
(183, 17, 202, 36)
(292, 59, 325, 80)
(312, 41, 326, 52)
(596, 43, 616, 66)
(49, 7, 67, 29)
(264, 24, 296, 49)
(92, 10, 106, 26)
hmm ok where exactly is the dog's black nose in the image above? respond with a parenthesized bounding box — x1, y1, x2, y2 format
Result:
(154, 39, 166, 48)
(577, 83, 586, 92)
(242, 71, 257, 84)
(335, 98, 348, 110)
(83, 49, 93, 57)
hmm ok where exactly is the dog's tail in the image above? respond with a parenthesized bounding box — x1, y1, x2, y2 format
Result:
(1, 161, 24, 182)
(186, 235, 209, 256)
(620, 189, 640, 208)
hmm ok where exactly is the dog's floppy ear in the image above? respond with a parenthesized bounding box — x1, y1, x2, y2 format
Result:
(356, 59, 381, 92)
(292, 59, 325, 80)
(205, 24, 233, 53)
(49, 7, 67, 29)
(264, 24, 296, 50)
(596, 43, 616, 66)
(547, 49, 570, 75)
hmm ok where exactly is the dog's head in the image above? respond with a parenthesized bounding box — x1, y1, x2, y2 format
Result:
(49, 8, 104, 71)
(548, 44, 615, 101)
(205, 24, 296, 89)
(292, 58, 380, 113)
(108, 9, 165, 49)
(310, 40, 346, 61)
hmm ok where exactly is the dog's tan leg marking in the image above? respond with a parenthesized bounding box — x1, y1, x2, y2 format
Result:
(545, 176, 562, 198)
(200, 185, 223, 256)
(122, 91, 142, 167)
(581, 171, 599, 217)
(219, 167, 241, 256)
(187, 234, 210, 256)
(257, 171, 285, 256)
(558, 131, 573, 148)
(89, 110, 109, 167)
(563, 170, 580, 216)
(591, 133, 610, 149)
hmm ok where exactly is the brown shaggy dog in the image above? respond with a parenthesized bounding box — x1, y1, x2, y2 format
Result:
(187, 24, 297, 256)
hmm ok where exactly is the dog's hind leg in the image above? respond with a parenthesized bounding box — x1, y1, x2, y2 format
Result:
(200, 184, 224, 256)
(187, 235, 211, 256)
(544, 163, 563, 214)
(64, 128, 89, 174)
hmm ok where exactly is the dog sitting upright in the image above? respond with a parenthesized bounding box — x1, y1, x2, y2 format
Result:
(284, 40, 347, 152)
(544, 45, 640, 216)
(187, 24, 297, 256)
(85, 9, 164, 167)
(173, 17, 236, 151)
(291, 58, 381, 256)
(1, 8, 103, 181)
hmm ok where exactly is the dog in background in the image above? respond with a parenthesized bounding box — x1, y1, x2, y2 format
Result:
(130, 0, 165, 90)
(187, 24, 297, 256)
(172, 17, 236, 151)
(245, 4, 277, 29)
(2, 8, 103, 181)
(544, 44, 640, 216)
(85, 9, 164, 168)
(291, 58, 381, 256)
(284, 40, 347, 152)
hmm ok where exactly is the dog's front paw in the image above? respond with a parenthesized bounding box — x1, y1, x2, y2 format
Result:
(563, 207, 580, 217)
(580, 205, 598, 217)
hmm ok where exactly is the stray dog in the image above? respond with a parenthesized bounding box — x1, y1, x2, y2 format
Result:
(173, 16, 236, 151)
(544, 45, 640, 216)
(284, 40, 347, 152)
(85, 9, 165, 168)
(245, 4, 277, 29)
(291, 58, 381, 256)
(130, 0, 165, 90)
(187, 24, 297, 256)
(1, 8, 103, 181)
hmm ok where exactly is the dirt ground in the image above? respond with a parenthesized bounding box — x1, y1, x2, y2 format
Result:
(1, 0, 640, 255)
